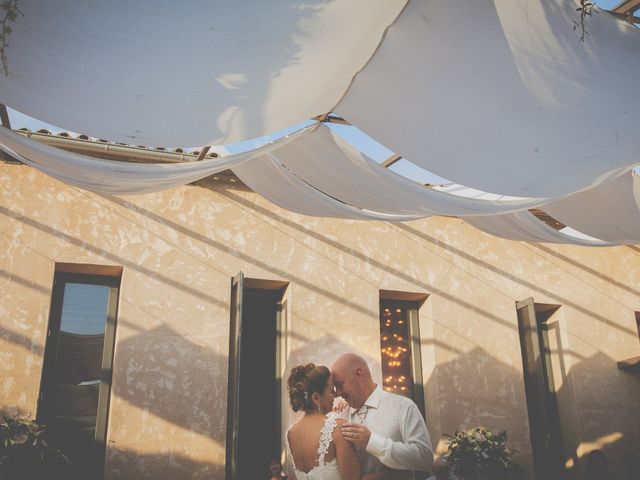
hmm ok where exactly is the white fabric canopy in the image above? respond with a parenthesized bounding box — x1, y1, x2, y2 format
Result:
(0, 125, 313, 195)
(337, 0, 640, 197)
(1, 0, 639, 244)
(233, 152, 419, 221)
(543, 171, 640, 243)
(0, 0, 405, 146)
(465, 211, 613, 246)
(264, 125, 553, 216)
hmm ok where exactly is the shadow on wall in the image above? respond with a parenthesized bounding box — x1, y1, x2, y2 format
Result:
(424, 345, 534, 475)
(286, 332, 382, 375)
(1, 176, 639, 478)
(423, 344, 639, 479)
(215, 186, 639, 340)
(106, 446, 222, 480)
(108, 321, 228, 441)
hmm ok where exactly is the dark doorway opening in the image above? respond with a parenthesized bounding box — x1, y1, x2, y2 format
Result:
(226, 274, 287, 480)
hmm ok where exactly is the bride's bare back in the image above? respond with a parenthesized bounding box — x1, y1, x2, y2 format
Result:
(288, 414, 337, 472)
(286, 413, 360, 479)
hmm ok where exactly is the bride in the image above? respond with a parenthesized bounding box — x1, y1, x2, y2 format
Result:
(286, 364, 400, 480)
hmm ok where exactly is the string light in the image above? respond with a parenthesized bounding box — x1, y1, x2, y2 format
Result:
(380, 303, 414, 397)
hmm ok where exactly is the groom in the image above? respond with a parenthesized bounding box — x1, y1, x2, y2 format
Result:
(331, 353, 434, 478)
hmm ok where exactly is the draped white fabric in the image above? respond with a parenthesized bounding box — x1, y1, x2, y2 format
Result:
(337, 0, 640, 197)
(0, 0, 405, 146)
(1, 0, 639, 244)
(0, 125, 312, 195)
(465, 212, 613, 246)
(233, 152, 420, 221)
(543, 171, 640, 244)
(262, 125, 553, 216)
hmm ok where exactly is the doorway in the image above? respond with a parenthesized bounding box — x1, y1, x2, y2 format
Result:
(226, 274, 288, 480)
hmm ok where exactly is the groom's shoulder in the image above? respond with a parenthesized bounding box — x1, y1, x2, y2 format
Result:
(380, 389, 419, 410)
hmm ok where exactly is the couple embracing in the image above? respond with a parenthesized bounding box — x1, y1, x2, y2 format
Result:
(285, 353, 434, 480)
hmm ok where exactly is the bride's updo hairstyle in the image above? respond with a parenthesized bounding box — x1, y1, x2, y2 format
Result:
(287, 363, 330, 412)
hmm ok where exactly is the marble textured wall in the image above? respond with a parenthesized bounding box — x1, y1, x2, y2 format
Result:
(1, 163, 638, 479)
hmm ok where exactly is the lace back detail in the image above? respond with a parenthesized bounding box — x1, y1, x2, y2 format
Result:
(317, 413, 338, 467)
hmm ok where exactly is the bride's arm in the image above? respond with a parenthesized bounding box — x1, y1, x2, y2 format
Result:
(333, 419, 361, 480)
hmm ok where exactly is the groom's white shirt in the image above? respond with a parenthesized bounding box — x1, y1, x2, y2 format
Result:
(344, 384, 434, 474)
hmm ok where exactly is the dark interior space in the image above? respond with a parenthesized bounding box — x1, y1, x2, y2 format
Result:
(236, 288, 282, 480)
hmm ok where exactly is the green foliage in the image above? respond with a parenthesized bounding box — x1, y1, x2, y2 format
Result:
(445, 427, 515, 480)
(0, 414, 71, 479)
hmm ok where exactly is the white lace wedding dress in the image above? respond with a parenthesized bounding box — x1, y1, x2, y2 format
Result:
(286, 412, 342, 480)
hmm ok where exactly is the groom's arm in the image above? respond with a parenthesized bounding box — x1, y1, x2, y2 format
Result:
(365, 401, 434, 472)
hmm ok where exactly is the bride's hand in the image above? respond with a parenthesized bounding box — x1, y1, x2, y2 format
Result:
(332, 398, 349, 413)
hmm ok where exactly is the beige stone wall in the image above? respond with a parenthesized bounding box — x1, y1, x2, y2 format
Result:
(1, 163, 638, 479)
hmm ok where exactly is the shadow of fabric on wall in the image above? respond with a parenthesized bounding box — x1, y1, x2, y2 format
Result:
(423, 344, 638, 479)
(107, 323, 227, 478)
(106, 446, 222, 480)
(285, 332, 384, 382)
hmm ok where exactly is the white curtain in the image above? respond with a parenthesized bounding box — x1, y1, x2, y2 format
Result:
(0, 0, 405, 147)
(337, 0, 640, 197)
(543, 171, 640, 244)
(0, 125, 313, 195)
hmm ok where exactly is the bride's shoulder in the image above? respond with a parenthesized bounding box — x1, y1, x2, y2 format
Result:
(325, 411, 343, 424)
(333, 416, 346, 427)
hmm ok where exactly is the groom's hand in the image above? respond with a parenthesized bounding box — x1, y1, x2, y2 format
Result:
(340, 422, 372, 449)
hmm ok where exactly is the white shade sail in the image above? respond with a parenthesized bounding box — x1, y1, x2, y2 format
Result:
(465, 211, 613, 246)
(543, 171, 640, 243)
(1, 0, 639, 244)
(266, 125, 553, 216)
(337, 0, 640, 197)
(0, 125, 312, 195)
(233, 152, 420, 221)
(0, 0, 405, 146)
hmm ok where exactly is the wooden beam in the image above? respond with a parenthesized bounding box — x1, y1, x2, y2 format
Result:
(325, 115, 351, 125)
(0, 104, 11, 129)
(313, 113, 351, 125)
(380, 153, 402, 168)
(313, 113, 330, 122)
(608, 10, 640, 22)
(612, 0, 640, 14)
(529, 208, 566, 230)
(617, 355, 640, 373)
(195, 145, 211, 161)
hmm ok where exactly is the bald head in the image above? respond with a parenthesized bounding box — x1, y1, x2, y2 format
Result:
(332, 353, 372, 378)
(331, 353, 376, 408)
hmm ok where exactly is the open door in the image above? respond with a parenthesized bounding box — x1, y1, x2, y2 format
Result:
(226, 274, 287, 480)
(225, 272, 243, 480)
(517, 298, 564, 479)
